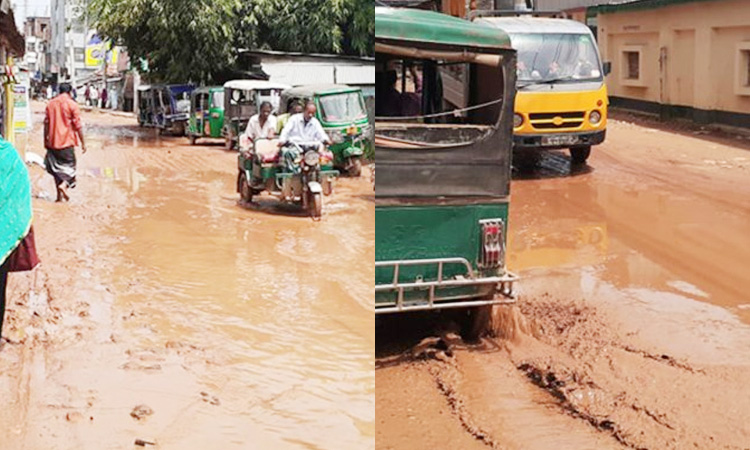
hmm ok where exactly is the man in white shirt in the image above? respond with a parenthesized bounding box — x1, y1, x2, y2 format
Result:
(278, 101, 329, 146)
(245, 101, 277, 142)
(278, 102, 331, 172)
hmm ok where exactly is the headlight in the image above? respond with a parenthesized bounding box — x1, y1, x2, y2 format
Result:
(589, 110, 602, 125)
(513, 113, 524, 128)
(329, 130, 344, 144)
(304, 150, 320, 166)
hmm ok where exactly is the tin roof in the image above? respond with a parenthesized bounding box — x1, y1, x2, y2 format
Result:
(375, 7, 512, 51)
(223, 79, 291, 91)
(192, 86, 224, 95)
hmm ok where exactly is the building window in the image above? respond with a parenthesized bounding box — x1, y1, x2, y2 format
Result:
(620, 45, 645, 87)
(735, 43, 750, 96)
(625, 52, 639, 79)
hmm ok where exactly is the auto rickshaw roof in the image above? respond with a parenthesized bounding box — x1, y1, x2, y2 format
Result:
(375, 7, 512, 51)
(192, 86, 224, 95)
(223, 80, 291, 91)
(283, 84, 360, 98)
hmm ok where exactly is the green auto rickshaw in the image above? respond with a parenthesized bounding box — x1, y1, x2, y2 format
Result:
(187, 86, 225, 144)
(222, 80, 290, 150)
(375, 7, 518, 339)
(280, 84, 370, 177)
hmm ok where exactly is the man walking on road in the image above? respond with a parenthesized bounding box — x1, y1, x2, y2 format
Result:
(44, 83, 87, 202)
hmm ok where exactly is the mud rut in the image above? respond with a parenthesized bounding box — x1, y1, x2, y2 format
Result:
(378, 297, 750, 450)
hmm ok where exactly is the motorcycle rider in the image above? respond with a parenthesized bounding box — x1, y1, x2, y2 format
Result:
(277, 101, 330, 173)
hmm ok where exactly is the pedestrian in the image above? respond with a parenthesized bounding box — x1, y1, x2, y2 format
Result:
(0, 137, 40, 346)
(44, 83, 87, 202)
(46, 84, 52, 100)
(84, 84, 91, 106)
(89, 85, 98, 108)
(101, 87, 108, 109)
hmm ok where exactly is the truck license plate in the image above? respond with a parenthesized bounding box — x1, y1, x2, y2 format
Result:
(541, 135, 579, 146)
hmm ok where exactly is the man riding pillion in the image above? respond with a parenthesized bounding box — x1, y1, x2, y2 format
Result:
(245, 101, 277, 143)
(277, 102, 331, 173)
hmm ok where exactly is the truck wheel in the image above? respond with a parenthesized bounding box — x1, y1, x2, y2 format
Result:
(239, 172, 253, 203)
(348, 157, 362, 177)
(310, 192, 322, 219)
(570, 146, 591, 165)
(461, 304, 492, 342)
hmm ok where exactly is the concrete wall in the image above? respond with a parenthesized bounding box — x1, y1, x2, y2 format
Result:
(598, 0, 750, 117)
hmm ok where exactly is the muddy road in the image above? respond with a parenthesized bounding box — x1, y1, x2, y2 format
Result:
(1, 102, 374, 449)
(376, 115, 750, 449)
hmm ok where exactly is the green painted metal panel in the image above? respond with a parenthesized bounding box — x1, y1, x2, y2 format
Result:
(375, 202, 508, 304)
(375, 6, 512, 50)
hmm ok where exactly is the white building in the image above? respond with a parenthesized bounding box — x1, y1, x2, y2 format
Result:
(50, 0, 95, 82)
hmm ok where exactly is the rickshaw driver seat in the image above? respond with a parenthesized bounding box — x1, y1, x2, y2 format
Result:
(255, 139, 281, 163)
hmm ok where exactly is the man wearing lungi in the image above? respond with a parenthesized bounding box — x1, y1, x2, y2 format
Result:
(44, 83, 87, 202)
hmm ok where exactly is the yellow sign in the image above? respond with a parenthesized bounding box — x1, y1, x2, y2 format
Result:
(85, 33, 117, 67)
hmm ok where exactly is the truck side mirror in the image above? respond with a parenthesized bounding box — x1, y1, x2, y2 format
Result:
(603, 62, 612, 76)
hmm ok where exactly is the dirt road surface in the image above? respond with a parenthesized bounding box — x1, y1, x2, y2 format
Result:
(376, 114, 750, 450)
(0, 102, 374, 450)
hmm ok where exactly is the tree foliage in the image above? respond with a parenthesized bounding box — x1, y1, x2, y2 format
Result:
(87, 0, 372, 83)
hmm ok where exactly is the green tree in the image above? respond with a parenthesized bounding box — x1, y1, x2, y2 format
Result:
(341, 0, 374, 57)
(88, 0, 240, 83)
(236, 0, 345, 55)
(87, 0, 372, 83)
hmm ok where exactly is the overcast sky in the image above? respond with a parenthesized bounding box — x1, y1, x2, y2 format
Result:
(12, 0, 51, 29)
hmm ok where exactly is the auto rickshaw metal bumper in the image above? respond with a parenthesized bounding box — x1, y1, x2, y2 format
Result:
(375, 257, 518, 314)
(275, 170, 339, 198)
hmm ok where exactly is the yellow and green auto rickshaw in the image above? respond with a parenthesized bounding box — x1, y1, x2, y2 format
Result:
(280, 84, 371, 176)
(375, 7, 518, 339)
(187, 86, 224, 145)
(222, 80, 289, 150)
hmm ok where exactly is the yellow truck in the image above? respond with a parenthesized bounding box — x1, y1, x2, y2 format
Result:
(475, 14, 610, 164)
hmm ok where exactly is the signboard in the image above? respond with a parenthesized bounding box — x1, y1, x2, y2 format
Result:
(13, 71, 30, 133)
(85, 33, 118, 68)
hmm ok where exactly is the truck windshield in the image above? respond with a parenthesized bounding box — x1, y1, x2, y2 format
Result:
(511, 33, 602, 85)
(319, 92, 367, 123)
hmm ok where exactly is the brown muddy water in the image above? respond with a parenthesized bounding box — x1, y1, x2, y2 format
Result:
(1, 107, 374, 450)
(376, 119, 750, 450)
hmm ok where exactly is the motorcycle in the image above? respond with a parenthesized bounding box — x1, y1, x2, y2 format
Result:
(237, 137, 338, 219)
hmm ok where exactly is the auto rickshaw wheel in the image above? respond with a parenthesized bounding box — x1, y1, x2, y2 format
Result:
(310, 192, 322, 219)
(189, 134, 197, 145)
(461, 303, 493, 342)
(239, 172, 253, 203)
(348, 157, 362, 177)
(570, 146, 591, 165)
(225, 137, 234, 151)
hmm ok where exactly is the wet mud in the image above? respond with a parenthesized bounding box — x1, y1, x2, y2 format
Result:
(376, 118, 750, 449)
(1, 104, 373, 449)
